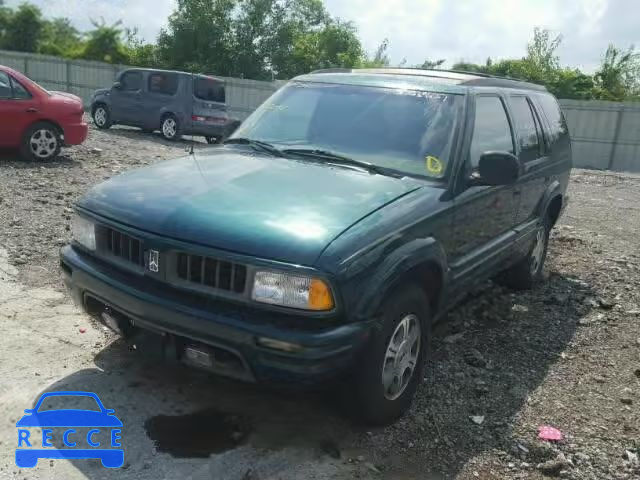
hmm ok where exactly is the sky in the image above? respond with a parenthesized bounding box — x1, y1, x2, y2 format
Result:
(6, 0, 639, 73)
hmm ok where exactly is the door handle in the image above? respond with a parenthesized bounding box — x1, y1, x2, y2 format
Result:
(25, 107, 38, 113)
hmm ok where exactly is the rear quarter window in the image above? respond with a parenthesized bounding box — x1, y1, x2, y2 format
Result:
(537, 93, 568, 143)
(194, 77, 225, 103)
(148, 73, 178, 95)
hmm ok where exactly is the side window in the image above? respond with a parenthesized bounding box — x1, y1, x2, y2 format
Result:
(120, 71, 142, 91)
(0, 71, 12, 99)
(537, 93, 568, 144)
(510, 96, 541, 162)
(469, 96, 514, 169)
(10, 76, 32, 99)
(148, 73, 178, 95)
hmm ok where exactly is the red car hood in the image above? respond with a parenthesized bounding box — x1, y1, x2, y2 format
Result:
(51, 90, 83, 104)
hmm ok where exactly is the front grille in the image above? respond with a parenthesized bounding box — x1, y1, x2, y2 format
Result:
(105, 227, 143, 266)
(176, 253, 247, 294)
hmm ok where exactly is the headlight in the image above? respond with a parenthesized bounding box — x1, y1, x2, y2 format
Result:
(72, 215, 96, 250)
(251, 271, 334, 311)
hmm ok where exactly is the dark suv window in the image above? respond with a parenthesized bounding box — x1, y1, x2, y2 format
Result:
(510, 96, 541, 162)
(537, 93, 568, 143)
(120, 71, 142, 91)
(149, 72, 178, 95)
(194, 77, 225, 103)
(469, 96, 514, 168)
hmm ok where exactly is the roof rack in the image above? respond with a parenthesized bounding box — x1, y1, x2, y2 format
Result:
(309, 67, 547, 92)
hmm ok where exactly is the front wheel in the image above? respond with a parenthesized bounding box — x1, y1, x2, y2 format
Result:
(92, 104, 111, 129)
(20, 122, 62, 161)
(161, 114, 181, 141)
(352, 285, 430, 425)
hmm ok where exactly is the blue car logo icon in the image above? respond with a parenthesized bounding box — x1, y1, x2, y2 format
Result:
(16, 391, 123, 468)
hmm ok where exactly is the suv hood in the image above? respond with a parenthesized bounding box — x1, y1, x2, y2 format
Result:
(79, 147, 422, 265)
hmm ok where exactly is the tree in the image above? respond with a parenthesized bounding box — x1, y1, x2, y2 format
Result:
(2, 3, 44, 52)
(79, 19, 129, 63)
(593, 45, 640, 100)
(125, 28, 158, 67)
(360, 38, 390, 67)
(418, 58, 445, 69)
(39, 18, 81, 56)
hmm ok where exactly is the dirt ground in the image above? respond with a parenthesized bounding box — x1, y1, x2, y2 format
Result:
(0, 126, 638, 480)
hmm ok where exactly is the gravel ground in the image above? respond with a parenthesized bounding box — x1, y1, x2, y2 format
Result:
(0, 126, 638, 479)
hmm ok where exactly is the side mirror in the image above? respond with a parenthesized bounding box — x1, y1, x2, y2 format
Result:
(475, 151, 520, 186)
(113, 81, 122, 90)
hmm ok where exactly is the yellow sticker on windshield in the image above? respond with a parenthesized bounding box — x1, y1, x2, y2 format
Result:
(425, 156, 444, 175)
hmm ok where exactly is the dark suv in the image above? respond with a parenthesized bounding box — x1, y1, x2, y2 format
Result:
(62, 68, 571, 425)
(90, 68, 240, 142)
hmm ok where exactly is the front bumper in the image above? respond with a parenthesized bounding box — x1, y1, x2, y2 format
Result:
(63, 122, 89, 145)
(60, 246, 370, 384)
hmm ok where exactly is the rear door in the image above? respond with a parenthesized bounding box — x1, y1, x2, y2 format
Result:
(0, 71, 39, 147)
(507, 95, 548, 225)
(110, 70, 144, 125)
(142, 71, 180, 129)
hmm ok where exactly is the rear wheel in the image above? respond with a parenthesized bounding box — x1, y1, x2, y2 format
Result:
(496, 216, 551, 290)
(352, 284, 430, 425)
(161, 114, 181, 141)
(205, 136, 218, 144)
(92, 104, 111, 129)
(20, 122, 61, 161)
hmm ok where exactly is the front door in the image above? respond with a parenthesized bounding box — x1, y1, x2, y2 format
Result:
(450, 94, 520, 289)
(110, 70, 144, 125)
(0, 71, 40, 147)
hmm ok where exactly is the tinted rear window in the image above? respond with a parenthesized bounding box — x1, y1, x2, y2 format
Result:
(149, 72, 178, 95)
(194, 77, 225, 103)
(537, 93, 568, 142)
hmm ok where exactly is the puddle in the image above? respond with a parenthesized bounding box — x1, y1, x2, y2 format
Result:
(144, 408, 252, 457)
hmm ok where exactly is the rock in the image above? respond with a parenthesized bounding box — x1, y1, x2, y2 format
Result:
(583, 296, 598, 308)
(443, 332, 465, 344)
(319, 439, 340, 459)
(537, 454, 569, 476)
(620, 397, 633, 405)
(594, 375, 607, 383)
(598, 297, 616, 310)
(512, 304, 528, 312)
(623, 450, 638, 464)
(90, 147, 103, 154)
(356, 455, 364, 462)
(634, 369, 640, 379)
(469, 415, 485, 425)
(464, 348, 487, 368)
(365, 462, 381, 474)
(547, 293, 569, 305)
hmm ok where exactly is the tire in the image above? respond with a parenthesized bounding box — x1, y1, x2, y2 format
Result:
(160, 114, 181, 141)
(92, 104, 111, 129)
(352, 284, 430, 425)
(205, 136, 217, 144)
(495, 215, 551, 290)
(20, 122, 62, 161)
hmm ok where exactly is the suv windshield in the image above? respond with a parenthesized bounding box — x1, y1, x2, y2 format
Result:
(232, 81, 463, 179)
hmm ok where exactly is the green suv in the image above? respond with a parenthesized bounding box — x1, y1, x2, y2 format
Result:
(61, 68, 571, 425)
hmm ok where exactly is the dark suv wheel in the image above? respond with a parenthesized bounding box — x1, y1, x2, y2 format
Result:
(496, 215, 551, 290)
(353, 284, 430, 425)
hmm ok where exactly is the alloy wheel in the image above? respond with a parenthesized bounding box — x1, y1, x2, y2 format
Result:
(381, 313, 421, 400)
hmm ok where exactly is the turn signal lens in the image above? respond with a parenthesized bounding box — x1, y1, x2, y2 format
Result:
(309, 278, 334, 311)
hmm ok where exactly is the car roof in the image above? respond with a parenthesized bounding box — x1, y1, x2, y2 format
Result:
(121, 67, 224, 82)
(295, 68, 547, 94)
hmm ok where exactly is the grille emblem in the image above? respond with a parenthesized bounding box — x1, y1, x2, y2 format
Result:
(147, 250, 159, 272)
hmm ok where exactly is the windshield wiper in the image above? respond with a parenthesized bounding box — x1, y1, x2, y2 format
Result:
(223, 137, 284, 157)
(282, 148, 398, 177)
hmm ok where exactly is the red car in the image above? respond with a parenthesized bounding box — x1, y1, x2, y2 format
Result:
(0, 65, 88, 161)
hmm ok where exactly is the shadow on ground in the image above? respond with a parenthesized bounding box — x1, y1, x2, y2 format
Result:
(26, 267, 592, 478)
(100, 126, 208, 147)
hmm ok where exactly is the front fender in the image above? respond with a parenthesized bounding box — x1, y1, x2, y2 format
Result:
(352, 238, 449, 321)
